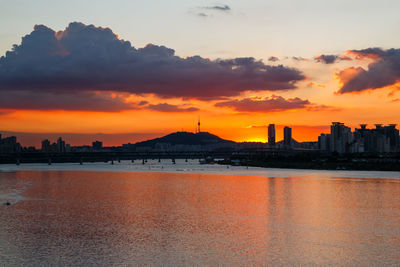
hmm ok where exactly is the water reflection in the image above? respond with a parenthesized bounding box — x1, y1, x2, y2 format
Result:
(0, 170, 399, 265)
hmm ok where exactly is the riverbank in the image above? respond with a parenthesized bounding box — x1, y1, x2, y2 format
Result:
(218, 157, 400, 172)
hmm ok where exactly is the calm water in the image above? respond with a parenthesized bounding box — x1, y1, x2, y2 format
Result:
(1, 162, 400, 266)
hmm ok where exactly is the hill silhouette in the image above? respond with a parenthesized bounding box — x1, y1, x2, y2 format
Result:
(135, 131, 235, 147)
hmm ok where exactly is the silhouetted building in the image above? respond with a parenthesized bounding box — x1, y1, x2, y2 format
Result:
(92, 141, 103, 150)
(283, 126, 292, 147)
(57, 137, 66, 153)
(268, 124, 275, 146)
(353, 124, 399, 153)
(41, 139, 51, 152)
(330, 122, 352, 154)
(318, 134, 331, 151)
(384, 124, 399, 152)
(0, 135, 21, 153)
(319, 123, 400, 154)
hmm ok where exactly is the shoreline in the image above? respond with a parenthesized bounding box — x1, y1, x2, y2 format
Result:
(1, 161, 400, 180)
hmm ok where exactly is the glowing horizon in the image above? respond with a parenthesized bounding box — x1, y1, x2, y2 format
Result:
(1, 2, 400, 146)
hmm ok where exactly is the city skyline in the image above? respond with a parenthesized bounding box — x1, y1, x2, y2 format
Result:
(1, 121, 399, 150)
(2, 1, 400, 144)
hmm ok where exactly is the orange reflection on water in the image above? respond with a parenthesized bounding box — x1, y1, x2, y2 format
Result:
(1, 171, 400, 265)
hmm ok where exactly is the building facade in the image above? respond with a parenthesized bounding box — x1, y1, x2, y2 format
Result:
(268, 124, 276, 146)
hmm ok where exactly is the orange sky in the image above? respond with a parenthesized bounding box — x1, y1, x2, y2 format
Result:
(1, 75, 399, 147)
(1, 24, 400, 147)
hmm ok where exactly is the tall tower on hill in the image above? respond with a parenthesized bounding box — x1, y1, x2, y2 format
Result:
(197, 116, 201, 133)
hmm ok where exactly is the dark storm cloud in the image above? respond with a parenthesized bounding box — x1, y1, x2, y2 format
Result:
(314, 54, 352, 64)
(214, 95, 311, 112)
(0, 22, 305, 109)
(146, 103, 199, 112)
(337, 48, 400, 94)
(203, 5, 231, 11)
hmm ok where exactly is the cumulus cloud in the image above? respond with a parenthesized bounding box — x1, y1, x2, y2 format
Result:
(336, 47, 400, 94)
(215, 95, 311, 112)
(346, 47, 386, 60)
(0, 22, 305, 110)
(146, 103, 199, 112)
(314, 54, 352, 64)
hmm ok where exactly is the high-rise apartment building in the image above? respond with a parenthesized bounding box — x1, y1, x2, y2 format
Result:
(284, 126, 292, 147)
(268, 124, 275, 146)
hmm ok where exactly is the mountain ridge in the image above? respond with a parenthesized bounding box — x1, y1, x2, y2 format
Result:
(134, 131, 235, 147)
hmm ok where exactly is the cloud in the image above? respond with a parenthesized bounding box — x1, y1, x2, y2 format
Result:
(292, 56, 309, 61)
(247, 124, 330, 130)
(0, 22, 305, 107)
(268, 56, 279, 62)
(0, 90, 132, 111)
(314, 54, 352, 64)
(346, 47, 385, 60)
(307, 82, 326, 88)
(203, 5, 231, 11)
(336, 47, 400, 94)
(0, 110, 13, 116)
(146, 103, 199, 112)
(0, 89, 202, 112)
(197, 13, 208, 17)
(314, 54, 339, 64)
(215, 95, 311, 112)
(138, 100, 149, 106)
(305, 104, 341, 112)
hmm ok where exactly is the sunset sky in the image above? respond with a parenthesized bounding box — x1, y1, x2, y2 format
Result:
(1, 0, 400, 146)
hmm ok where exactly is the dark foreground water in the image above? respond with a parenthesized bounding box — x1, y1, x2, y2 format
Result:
(1, 167, 400, 266)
